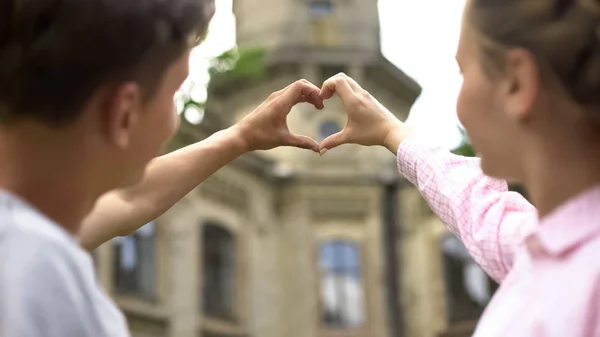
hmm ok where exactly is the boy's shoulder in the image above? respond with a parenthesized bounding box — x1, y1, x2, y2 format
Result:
(0, 216, 90, 285)
(0, 192, 129, 337)
(0, 192, 90, 278)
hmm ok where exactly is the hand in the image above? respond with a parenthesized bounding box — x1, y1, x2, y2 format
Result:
(318, 73, 413, 154)
(234, 80, 324, 152)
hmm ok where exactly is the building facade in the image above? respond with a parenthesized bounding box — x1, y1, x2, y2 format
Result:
(94, 1, 496, 336)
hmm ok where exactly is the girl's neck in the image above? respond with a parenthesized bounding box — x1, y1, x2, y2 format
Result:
(525, 137, 600, 219)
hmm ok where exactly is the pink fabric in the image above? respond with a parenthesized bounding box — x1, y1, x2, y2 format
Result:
(397, 136, 600, 337)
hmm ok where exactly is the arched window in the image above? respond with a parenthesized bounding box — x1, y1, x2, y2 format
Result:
(113, 222, 156, 299)
(319, 240, 364, 328)
(308, 0, 338, 46)
(202, 224, 236, 320)
(318, 120, 342, 141)
(308, 0, 333, 17)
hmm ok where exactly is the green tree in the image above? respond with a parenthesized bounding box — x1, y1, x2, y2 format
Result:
(452, 129, 476, 157)
(208, 46, 267, 83)
(169, 46, 267, 150)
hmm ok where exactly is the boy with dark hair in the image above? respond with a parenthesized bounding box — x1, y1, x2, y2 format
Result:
(0, 0, 322, 335)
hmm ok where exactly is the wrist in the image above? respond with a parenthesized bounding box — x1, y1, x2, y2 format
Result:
(214, 125, 251, 156)
(382, 121, 413, 154)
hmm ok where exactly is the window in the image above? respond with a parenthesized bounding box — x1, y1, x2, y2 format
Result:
(319, 240, 364, 328)
(202, 224, 236, 320)
(320, 65, 347, 84)
(308, 0, 338, 46)
(113, 222, 156, 299)
(309, 0, 333, 17)
(318, 120, 342, 141)
(441, 233, 497, 323)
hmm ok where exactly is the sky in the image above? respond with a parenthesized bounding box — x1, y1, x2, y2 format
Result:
(182, 0, 467, 150)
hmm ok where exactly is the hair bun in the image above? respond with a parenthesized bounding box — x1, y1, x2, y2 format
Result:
(470, 0, 600, 108)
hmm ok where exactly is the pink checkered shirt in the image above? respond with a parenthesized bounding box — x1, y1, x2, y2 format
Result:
(397, 136, 600, 337)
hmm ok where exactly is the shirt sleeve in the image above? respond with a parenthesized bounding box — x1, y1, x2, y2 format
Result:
(397, 135, 538, 282)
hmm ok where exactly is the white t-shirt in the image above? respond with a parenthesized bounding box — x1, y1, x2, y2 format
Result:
(0, 191, 130, 337)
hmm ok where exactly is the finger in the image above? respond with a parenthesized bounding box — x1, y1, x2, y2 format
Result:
(286, 134, 320, 152)
(318, 130, 348, 154)
(298, 80, 325, 109)
(268, 83, 292, 100)
(320, 77, 338, 100)
(281, 81, 322, 112)
(255, 82, 295, 112)
(320, 73, 355, 99)
(298, 93, 321, 106)
(272, 79, 313, 101)
(340, 74, 364, 92)
(303, 90, 325, 109)
(321, 77, 355, 102)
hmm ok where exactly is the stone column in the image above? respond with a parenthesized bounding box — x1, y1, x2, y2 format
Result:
(166, 204, 200, 337)
(300, 63, 319, 84)
(96, 241, 114, 293)
(348, 63, 365, 83)
(278, 186, 319, 337)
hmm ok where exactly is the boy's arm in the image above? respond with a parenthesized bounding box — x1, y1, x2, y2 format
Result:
(79, 80, 323, 250)
(79, 127, 246, 250)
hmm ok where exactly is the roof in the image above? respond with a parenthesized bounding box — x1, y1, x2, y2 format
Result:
(266, 46, 422, 105)
(208, 46, 422, 106)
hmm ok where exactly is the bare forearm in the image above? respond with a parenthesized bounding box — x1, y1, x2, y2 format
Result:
(79, 126, 248, 250)
(383, 121, 414, 155)
(79, 79, 325, 250)
(117, 127, 248, 222)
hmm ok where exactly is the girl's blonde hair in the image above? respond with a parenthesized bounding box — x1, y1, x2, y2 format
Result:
(465, 0, 600, 109)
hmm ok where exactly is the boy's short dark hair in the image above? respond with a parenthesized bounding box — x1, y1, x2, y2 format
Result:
(0, 0, 214, 125)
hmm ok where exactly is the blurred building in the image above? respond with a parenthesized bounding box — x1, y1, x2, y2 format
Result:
(94, 1, 496, 336)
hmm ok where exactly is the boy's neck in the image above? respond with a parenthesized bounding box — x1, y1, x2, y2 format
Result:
(0, 123, 102, 235)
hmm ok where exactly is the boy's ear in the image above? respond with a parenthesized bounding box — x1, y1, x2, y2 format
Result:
(103, 82, 143, 149)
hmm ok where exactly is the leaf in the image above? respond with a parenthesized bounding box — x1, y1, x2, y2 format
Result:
(208, 46, 267, 82)
(172, 46, 268, 150)
(452, 140, 476, 157)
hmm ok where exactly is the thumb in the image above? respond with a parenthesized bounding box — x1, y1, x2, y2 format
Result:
(287, 134, 320, 152)
(318, 131, 347, 155)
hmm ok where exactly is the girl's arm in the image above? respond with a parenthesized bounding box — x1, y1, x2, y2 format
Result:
(394, 135, 537, 282)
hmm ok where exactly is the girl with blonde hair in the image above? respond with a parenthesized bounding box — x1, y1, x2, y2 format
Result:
(319, 0, 600, 335)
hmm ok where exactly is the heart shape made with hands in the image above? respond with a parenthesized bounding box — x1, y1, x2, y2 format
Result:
(289, 73, 403, 156)
(285, 77, 351, 155)
(275, 77, 351, 155)
(261, 74, 393, 156)
(240, 79, 330, 153)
